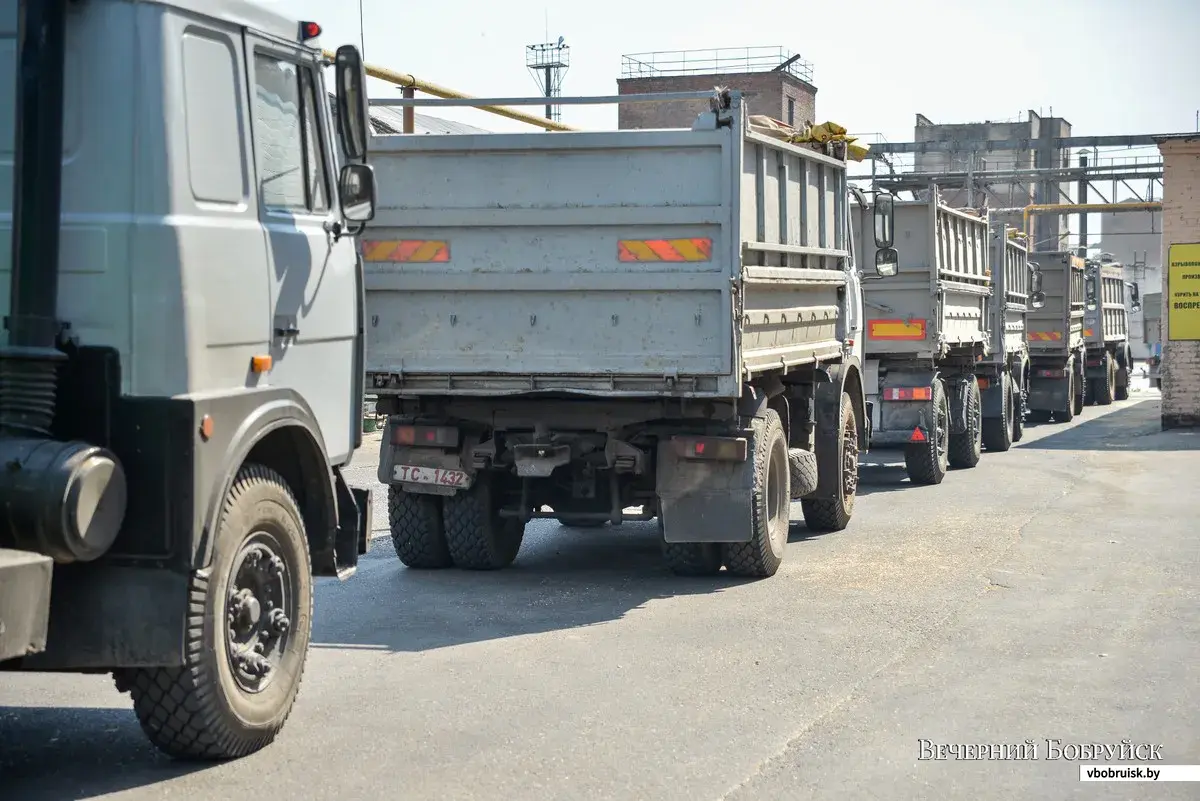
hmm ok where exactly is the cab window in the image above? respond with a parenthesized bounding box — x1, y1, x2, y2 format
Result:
(252, 52, 330, 214)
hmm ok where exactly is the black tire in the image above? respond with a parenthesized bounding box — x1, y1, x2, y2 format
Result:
(800, 391, 859, 531)
(118, 464, 312, 760)
(982, 373, 1014, 452)
(1059, 370, 1076, 422)
(723, 409, 790, 578)
(904, 379, 949, 485)
(1115, 346, 1131, 401)
(1012, 366, 1026, 443)
(443, 472, 524, 570)
(388, 486, 453, 568)
(659, 517, 723, 576)
(948, 376, 983, 469)
(556, 516, 607, 529)
(1095, 352, 1116, 406)
(1071, 363, 1085, 417)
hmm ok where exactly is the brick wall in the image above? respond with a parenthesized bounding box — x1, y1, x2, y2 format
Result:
(1157, 136, 1200, 429)
(617, 71, 816, 130)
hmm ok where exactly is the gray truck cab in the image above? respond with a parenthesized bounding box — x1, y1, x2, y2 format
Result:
(0, 0, 377, 760)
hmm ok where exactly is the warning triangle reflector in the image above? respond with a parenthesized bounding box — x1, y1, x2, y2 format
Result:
(910, 427, 927, 443)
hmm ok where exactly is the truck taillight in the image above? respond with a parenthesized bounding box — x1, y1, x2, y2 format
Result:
(1036, 368, 1065, 379)
(299, 21, 322, 41)
(392, 424, 459, 448)
(672, 436, 748, 462)
(883, 387, 932, 401)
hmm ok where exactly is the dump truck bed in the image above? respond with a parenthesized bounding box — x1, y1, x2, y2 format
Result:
(1026, 251, 1086, 354)
(991, 222, 1031, 359)
(363, 106, 852, 399)
(1084, 262, 1130, 345)
(852, 198, 991, 359)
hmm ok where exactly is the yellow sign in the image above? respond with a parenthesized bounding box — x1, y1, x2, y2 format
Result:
(1168, 243, 1200, 341)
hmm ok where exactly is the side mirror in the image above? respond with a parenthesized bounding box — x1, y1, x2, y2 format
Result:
(1130, 281, 1141, 312)
(1085, 278, 1098, 312)
(1030, 291, 1046, 310)
(339, 163, 376, 223)
(873, 192, 895, 249)
(874, 247, 898, 278)
(1028, 262, 1043, 294)
(335, 44, 370, 163)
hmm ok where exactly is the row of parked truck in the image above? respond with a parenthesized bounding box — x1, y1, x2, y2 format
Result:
(366, 89, 1143, 581)
(0, 0, 1142, 765)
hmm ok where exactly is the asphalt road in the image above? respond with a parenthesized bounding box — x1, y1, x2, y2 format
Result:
(2, 386, 1197, 801)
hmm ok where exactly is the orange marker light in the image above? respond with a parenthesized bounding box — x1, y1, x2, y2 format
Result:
(251, 354, 272, 373)
(199, 414, 214, 441)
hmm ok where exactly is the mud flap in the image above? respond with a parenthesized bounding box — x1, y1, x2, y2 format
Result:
(948, 376, 971, 434)
(980, 373, 1006, 419)
(656, 439, 754, 544)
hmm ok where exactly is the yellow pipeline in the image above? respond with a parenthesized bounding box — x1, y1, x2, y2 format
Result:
(1022, 201, 1161, 243)
(324, 50, 579, 132)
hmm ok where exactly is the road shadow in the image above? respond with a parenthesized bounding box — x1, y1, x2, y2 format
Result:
(0, 706, 212, 800)
(312, 520, 759, 653)
(1019, 398, 1199, 452)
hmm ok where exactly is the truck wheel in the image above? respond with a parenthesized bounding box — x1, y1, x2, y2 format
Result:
(1071, 366, 1086, 416)
(982, 373, 1014, 452)
(904, 379, 949, 485)
(388, 487, 453, 568)
(1095, 353, 1116, 406)
(556, 516, 607, 529)
(443, 473, 525, 570)
(119, 464, 312, 760)
(948, 376, 983, 468)
(659, 517, 723, 576)
(1058, 372, 1076, 422)
(800, 392, 858, 532)
(723, 408, 790, 578)
(1115, 346, 1131, 400)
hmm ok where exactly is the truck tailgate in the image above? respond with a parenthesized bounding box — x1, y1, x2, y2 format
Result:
(364, 128, 736, 397)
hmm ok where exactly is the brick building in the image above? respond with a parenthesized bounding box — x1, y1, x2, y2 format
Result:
(617, 47, 816, 131)
(1155, 134, 1200, 430)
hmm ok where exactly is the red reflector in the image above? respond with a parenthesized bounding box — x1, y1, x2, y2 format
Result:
(694, 441, 706, 455)
(395, 425, 415, 445)
(300, 21, 322, 41)
(910, 427, 927, 443)
(977, 377, 990, 389)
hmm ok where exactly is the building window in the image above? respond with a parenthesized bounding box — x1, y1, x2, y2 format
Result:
(787, 98, 795, 127)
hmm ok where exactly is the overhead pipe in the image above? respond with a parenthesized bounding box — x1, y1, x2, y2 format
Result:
(989, 202, 1161, 247)
(323, 50, 579, 132)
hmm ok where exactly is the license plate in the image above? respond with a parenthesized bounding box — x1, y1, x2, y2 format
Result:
(393, 464, 469, 488)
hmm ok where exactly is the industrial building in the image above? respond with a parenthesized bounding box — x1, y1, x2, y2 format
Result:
(1099, 201, 1162, 359)
(1155, 134, 1200, 430)
(616, 46, 816, 130)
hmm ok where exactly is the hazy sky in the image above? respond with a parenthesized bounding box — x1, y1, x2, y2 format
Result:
(278, 0, 1199, 141)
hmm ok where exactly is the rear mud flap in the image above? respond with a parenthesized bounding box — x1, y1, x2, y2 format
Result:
(656, 440, 753, 544)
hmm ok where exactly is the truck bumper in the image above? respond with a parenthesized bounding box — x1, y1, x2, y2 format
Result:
(0, 549, 53, 662)
(868, 394, 935, 447)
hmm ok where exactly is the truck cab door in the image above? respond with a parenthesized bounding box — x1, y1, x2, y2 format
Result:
(245, 37, 358, 465)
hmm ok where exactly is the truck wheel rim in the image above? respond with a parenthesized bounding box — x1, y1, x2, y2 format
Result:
(225, 532, 295, 694)
(936, 397, 949, 459)
(842, 412, 859, 497)
(767, 437, 788, 537)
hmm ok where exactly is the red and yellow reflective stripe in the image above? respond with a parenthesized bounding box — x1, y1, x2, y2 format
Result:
(868, 319, 926, 340)
(362, 239, 450, 263)
(618, 238, 713, 262)
(1028, 331, 1064, 341)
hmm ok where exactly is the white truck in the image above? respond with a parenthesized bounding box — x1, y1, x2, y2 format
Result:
(365, 92, 895, 578)
(0, 0, 378, 760)
(851, 191, 1040, 484)
(1081, 256, 1140, 405)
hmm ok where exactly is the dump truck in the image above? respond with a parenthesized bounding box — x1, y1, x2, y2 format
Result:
(365, 91, 895, 579)
(1081, 256, 1140, 405)
(1026, 251, 1089, 422)
(851, 191, 1027, 484)
(0, 0, 377, 760)
(1143, 292, 1163, 389)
